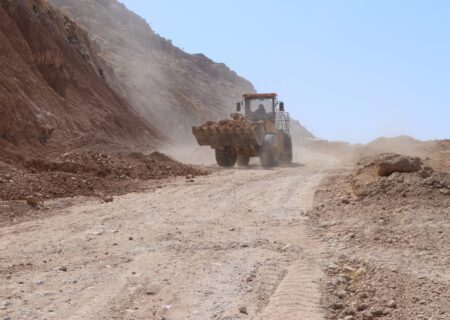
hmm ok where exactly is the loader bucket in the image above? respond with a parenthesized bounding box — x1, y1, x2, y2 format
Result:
(192, 124, 264, 149)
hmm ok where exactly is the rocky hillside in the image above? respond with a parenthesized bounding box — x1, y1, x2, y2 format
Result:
(0, 0, 159, 162)
(49, 0, 256, 142)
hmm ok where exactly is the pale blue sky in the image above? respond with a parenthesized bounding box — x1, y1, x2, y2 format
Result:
(120, 0, 449, 143)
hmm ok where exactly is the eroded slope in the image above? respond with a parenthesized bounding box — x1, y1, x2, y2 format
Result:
(0, 0, 159, 162)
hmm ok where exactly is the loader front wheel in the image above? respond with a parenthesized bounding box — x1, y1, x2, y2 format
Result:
(237, 155, 250, 167)
(260, 134, 278, 168)
(215, 147, 237, 168)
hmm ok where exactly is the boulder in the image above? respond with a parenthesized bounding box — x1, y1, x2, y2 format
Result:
(375, 153, 422, 177)
(26, 195, 40, 207)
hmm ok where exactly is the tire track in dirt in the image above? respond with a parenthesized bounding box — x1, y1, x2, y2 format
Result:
(254, 255, 324, 320)
(252, 168, 326, 320)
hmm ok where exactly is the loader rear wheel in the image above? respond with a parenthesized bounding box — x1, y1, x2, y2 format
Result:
(260, 134, 278, 168)
(281, 135, 293, 164)
(237, 155, 250, 167)
(215, 147, 237, 168)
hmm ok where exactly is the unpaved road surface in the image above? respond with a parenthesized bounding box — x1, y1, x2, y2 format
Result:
(1, 164, 332, 320)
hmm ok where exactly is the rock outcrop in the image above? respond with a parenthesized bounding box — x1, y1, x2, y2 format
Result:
(0, 0, 159, 161)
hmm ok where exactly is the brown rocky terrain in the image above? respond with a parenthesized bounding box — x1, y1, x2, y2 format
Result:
(0, 0, 160, 162)
(49, 0, 257, 142)
(0, 1, 448, 319)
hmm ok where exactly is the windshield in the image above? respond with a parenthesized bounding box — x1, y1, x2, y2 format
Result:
(247, 98, 274, 113)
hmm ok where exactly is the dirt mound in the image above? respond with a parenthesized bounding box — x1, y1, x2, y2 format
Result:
(368, 135, 422, 149)
(350, 153, 448, 198)
(308, 152, 450, 319)
(0, 151, 207, 201)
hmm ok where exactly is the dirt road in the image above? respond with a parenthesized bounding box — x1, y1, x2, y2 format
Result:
(0, 162, 332, 320)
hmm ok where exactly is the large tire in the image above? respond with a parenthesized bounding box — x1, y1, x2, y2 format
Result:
(237, 155, 250, 167)
(215, 147, 237, 168)
(259, 134, 278, 168)
(281, 135, 293, 164)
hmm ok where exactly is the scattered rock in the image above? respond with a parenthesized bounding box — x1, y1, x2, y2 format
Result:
(342, 265, 355, 273)
(336, 290, 347, 299)
(327, 262, 338, 270)
(146, 288, 156, 295)
(370, 307, 384, 317)
(386, 299, 397, 308)
(0, 300, 10, 310)
(360, 311, 374, 320)
(439, 188, 450, 195)
(238, 306, 248, 315)
(343, 307, 356, 315)
(26, 195, 40, 207)
(337, 274, 351, 283)
(89, 230, 104, 236)
(356, 303, 368, 311)
(104, 196, 114, 203)
(330, 302, 344, 310)
(419, 167, 434, 178)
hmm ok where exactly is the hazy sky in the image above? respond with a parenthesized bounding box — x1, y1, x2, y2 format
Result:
(119, 0, 449, 143)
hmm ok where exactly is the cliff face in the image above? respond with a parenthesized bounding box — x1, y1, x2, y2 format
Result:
(0, 0, 159, 161)
(49, 0, 256, 142)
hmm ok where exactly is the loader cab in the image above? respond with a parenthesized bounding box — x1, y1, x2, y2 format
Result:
(241, 93, 278, 122)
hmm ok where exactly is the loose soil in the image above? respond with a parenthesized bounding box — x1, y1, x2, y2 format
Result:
(307, 151, 450, 320)
(0, 142, 448, 320)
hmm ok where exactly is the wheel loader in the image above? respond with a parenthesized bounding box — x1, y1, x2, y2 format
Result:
(192, 93, 292, 168)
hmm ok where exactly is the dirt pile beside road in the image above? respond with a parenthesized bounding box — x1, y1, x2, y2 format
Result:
(0, 151, 207, 202)
(351, 153, 449, 198)
(308, 153, 450, 320)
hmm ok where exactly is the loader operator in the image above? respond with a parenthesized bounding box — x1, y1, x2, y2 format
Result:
(253, 104, 267, 121)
